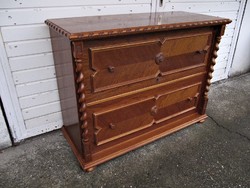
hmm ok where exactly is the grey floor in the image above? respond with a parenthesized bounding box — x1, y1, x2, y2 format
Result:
(0, 73, 250, 188)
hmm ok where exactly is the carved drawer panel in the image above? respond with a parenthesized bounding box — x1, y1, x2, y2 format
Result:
(159, 33, 212, 74)
(92, 80, 202, 146)
(93, 98, 155, 146)
(88, 32, 211, 94)
(154, 84, 201, 123)
(89, 41, 160, 92)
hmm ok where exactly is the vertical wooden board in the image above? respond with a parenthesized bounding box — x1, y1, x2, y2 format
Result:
(0, 0, 151, 8)
(4, 39, 52, 57)
(22, 101, 61, 120)
(16, 78, 58, 97)
(19, 90, 60, 109)
(1, 24, 50, 42)
(12, 66, 56, 84)
(0, 4, 151, 26)
(9, 53, 54, 72)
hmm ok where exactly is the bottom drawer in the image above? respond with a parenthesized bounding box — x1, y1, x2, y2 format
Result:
(91, 81, 202, 146)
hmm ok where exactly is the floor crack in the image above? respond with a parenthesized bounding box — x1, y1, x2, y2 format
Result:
(207, 114, 250, 142)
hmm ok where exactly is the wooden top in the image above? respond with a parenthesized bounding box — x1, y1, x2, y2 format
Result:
(45, 11, 231, 40)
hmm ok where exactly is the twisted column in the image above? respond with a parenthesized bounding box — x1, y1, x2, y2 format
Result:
(204, 35, 221, 99)
(200, 25, 225, 114)
(73, 42, 91, 162)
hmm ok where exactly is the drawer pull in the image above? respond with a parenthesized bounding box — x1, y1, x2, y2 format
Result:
(196, 49, 207, 54)
(187, 93, 199, 102)
(196, 46, 209, 54)
(109, 123, 116, 129)
(155, 52, 165, 65)
(108, 66, 115, 73)
(151, 106, 158, 115)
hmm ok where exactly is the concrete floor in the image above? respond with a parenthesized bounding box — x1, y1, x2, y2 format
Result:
(0, 73, 250, 188)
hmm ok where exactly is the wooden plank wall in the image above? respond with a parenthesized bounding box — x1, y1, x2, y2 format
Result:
(158, 0, 242, 82)
(0, 0, 152, 139)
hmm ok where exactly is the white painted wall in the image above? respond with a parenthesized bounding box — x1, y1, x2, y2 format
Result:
(229, 0, 250, 77)
(0, 0, 247, 141)
(0, 102, 12, 149)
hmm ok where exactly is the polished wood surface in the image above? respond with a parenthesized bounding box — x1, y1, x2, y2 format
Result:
(46, 12, 231, 171)
(45, 11, 231, 40)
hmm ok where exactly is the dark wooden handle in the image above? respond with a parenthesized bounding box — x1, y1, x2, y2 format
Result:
(109, 123, 116, 129)
(151, 106, 158, 115)
(108, 66, 115, 73)
(188, 93, 199, 102)
(196, 50, 207, 54)
(155, 52, 165, 65)
(196, 46, 209, 54)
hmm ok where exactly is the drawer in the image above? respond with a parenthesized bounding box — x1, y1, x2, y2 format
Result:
(154, 84, 201, 123)
(91, 79, 202, 146)
(93, 98, 155, 146)
(89, 41, 160, 92)
(87, 32, 212, 94)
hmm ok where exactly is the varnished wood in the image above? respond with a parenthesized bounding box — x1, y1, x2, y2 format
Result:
(46, 12, 231, 172)
(199, 119, 206, 123)
(45, 11, 231, 40)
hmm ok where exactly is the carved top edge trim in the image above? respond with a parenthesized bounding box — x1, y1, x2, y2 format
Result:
(45, 19, 231, 40)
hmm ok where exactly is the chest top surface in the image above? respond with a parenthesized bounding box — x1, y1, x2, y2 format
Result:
(45, 11, 231, 40)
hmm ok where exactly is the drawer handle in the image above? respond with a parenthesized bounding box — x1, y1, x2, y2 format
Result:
(155, 52, 165, 65)
(196, 49, 207, 54)
(108, 66, 115, 73)
(196, 46, 209, 54)
(151, 106, 158, 115)
(187, 93, 199, 102)
(109, 123, 116, 129)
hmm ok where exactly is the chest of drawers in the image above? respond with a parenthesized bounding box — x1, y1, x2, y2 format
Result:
(46, 11, 231, 172)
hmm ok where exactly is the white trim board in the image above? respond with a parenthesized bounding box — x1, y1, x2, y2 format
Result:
(0, 32, 26, 142)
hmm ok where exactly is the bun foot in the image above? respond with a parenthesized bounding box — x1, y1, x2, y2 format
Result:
(199, 119, 206, 123)
(86, 167, 96, 172)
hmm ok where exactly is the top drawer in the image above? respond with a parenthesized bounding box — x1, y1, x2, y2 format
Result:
(87, 31, 212, 93)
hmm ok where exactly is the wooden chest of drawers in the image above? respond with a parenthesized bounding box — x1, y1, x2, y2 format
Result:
(45, 11, 231, 172)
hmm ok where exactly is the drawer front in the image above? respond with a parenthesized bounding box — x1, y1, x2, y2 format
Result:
(87, 32, 212, 94)
(93, 98, 155, 146)
(154, 84, 201, 123)
(159, 33, 211, 74)
(89, 41, 160, 92)
(91, 77, 203, 146)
